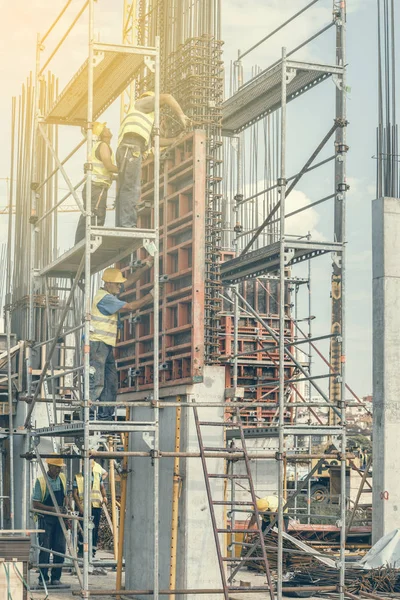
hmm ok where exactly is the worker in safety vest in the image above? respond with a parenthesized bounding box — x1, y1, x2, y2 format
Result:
(116, 91, 190, 228)
(75, 121, 118, 244)
(73, 460, 107, 558)
(32, 458, 67, 588)
(90, 264, 153, 420)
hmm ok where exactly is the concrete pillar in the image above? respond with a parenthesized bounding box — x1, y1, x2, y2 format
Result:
(124, 366, 225, 600)
(372, 197, 400, 543)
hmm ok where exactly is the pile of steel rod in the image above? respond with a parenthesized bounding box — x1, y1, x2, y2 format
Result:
(287, 565, 400, 595)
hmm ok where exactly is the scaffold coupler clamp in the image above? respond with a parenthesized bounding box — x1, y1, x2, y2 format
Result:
(150, 449, 159, 466)
(275, 451, 286, 461)
(335, 117, 348, 128)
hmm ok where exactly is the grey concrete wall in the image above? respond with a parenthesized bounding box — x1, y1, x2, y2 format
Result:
(372, 197, 400, 543)
(125, 366, 225, 600)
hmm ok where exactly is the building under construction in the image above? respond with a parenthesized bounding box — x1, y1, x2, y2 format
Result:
(1, 0, 398, 599)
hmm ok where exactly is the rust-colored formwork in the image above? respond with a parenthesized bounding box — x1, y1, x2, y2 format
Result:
(116, 131, 206, 392)
(220, 252, 295, 426)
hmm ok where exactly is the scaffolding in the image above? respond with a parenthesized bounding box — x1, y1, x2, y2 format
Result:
(5, 0, 162, 596)
(219, 1, 348, 599)
(1, 1, 366, 600)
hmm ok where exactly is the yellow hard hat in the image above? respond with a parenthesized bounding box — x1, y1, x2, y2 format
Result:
(93, 121, 107, 137)
(102, 268, 127, 283)
(140, 91, 155, 98)
(46, 457, 66, 467)
(256, 496, 278, 512)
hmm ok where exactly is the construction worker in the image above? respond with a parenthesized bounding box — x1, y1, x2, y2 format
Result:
(75, 121, 118, 244)
(90, 263, 154, 420)
(32, 458, 67, 588)
(116, 91, 190, 228)
(72, 460, 107, 558)
(249, 496, 279, 533)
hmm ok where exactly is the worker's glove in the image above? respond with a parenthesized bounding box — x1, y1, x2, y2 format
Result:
(102, 497, 108, 505)
(144, 257, 154, 268)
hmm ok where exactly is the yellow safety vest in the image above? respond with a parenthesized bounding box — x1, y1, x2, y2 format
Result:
(90, 289, 118, 347)
(118, 105, 155, 147)
(75, 463, 103, 508)
(92, 141, 115, 188)
(38, 473, 67, 502)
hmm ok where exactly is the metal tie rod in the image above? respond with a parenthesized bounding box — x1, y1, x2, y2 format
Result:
(239, 0, 320, 60)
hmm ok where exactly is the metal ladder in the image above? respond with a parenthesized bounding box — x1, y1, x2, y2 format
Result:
(193, 405, 275, 600)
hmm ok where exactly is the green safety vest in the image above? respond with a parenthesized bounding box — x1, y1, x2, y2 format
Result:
(38, 473, 67, 502)
(92, 141, 114, 188)
(75, 463, 103, 508)
(90, 289, 118, 347)
(118, 105, 155, 147)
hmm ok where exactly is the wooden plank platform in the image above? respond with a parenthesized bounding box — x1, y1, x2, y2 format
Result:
(45, 43, 156, 126)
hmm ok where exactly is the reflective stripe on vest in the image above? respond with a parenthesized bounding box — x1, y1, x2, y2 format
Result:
(75, 465, 103, 508)
(38, 473, 67, 503)
(118, 107, 155, 147)
(90, 289, 118, 346)
(92, 141, 114, 187)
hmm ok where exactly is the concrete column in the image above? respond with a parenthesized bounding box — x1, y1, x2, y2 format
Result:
(372, 196, 400, 543)
(125, 366, 225, 599)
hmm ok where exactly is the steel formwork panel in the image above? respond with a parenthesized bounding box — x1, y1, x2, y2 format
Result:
(116, 131, 206, 391)
(219, 252, 295, 426)
(45, 44, 156, 126)
(222, 60, 344, 135)
(38, 227, 155, 278)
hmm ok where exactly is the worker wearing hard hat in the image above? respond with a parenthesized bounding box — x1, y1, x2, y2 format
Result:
(32, 458, 67, 588)
(75, 121, 119, 244)
(116, 91, 191, 228)
(249, 496, 279, 532)
(249, 496, 289, 533)
(90, 263, 153, 420)
(73, 460, 107, 558)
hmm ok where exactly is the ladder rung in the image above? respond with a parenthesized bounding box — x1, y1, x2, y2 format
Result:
(208, 474, 250, 479)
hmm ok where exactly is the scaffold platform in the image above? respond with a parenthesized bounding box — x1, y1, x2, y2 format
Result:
(38, 226, 156, 278)
(221, 239, 342, 284)
(222, 60, 344, 135)
(45, 43, 156, 126)
(31, 420, 157, 437)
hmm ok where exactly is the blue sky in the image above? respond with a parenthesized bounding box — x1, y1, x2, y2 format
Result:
(0, 0, 377, 396)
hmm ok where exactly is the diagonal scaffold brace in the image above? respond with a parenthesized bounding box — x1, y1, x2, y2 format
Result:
(24, 254, 85, 428)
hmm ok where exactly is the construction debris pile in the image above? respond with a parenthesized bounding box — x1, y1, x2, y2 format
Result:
(243, 531, 319, 573)
(286, 565, 400, 596)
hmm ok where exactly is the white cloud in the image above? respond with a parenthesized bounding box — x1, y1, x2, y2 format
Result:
(285, 189, 324, 240)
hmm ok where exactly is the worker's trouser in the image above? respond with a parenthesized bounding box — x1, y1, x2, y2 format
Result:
(78, 506, 102, 557)
(115, 144, 142, 228)
(38, 516, 66, 583)
(75, 182, 109, 244)
(89, 341, 117, 421)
